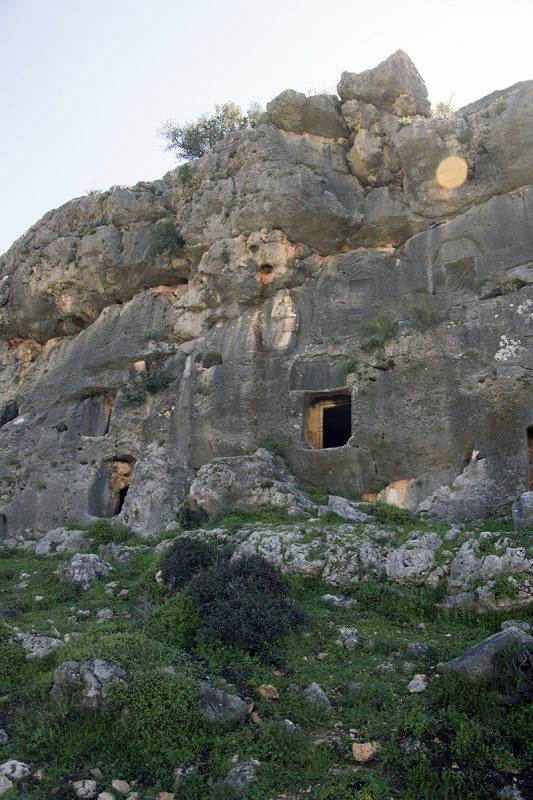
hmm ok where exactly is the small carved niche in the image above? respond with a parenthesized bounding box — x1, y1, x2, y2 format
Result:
(111, 458, 135, 515)
(79, 394, 114, 437)
(305, 394, 351, 449)
(88, 456, 136, 518)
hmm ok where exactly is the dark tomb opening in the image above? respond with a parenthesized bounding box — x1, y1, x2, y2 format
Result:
(323, 402, 352, 448)
(305, 394, 351, 449)
(0, 401, 18, 428)
(111, 458, 134, 515)
(527, 426, 533, 492)
(88, 456, 135, 518)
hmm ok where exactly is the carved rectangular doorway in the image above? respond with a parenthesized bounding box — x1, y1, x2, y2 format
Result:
(305, 395, 351, 449)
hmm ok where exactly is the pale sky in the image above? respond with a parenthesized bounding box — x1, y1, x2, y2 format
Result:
(1, 0, 531, 256)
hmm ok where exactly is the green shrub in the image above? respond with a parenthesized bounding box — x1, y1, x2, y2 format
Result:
(144, 591, 200, 648)
(0, 628, 28, 689)
(159, 101, 262, 160)
(160, 537, 218, 595)
(119, 364, 173, 403)
(409, 297, 449, 331)
(359, 311, 398, 352)
(189, 554, 304, 654)
(113, 669, 205, 769)
(148, 220, 185, 257)
(62, 630, 164, 672)
(86, 519, 130, 550)
(256, 434, 280, 454)
(341, 355, 358, 375)
(372, 502, 413, 525)
(491, 571, 518, 600)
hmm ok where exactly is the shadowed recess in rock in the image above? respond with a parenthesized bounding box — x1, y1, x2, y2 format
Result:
(305, 394, 351, 449)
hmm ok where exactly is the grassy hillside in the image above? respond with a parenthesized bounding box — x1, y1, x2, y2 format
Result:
(0, 512, 532, 800)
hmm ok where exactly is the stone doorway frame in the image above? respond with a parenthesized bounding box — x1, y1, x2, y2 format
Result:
(305, 393, 351, 450)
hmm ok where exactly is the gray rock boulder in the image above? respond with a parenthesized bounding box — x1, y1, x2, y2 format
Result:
(56, 553, 113, 590)
(442, 627, 533, 682)
(187, 448, 314, 519)
(32, 527, 91, 555)
(223, 759, 261, 796)
(385, 534, 442, 586)
(303, 682, 330, 707)
(264, 90, 349, 138)
(8, 633, 64, 659)
(335, 627, 359, 649)
(0, 775, 13, 796)
(501, 620, 532, 632)
(337, 50, 431, 116)
(72, 779, 98, 799)
(198, 683, 248, 722)
(324, 495, 370, 523)
(50, 658, 128, 709)
(0, 760, 30, 781)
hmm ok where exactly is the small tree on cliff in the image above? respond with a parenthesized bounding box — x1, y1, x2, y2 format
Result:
(159, 101, 262, 160)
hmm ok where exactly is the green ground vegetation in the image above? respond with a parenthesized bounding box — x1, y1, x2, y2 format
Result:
(0, 514, 531, 799)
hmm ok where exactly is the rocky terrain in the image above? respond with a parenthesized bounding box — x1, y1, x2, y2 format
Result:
(0, 498, 532, 799)
(0, 50, 532, 541)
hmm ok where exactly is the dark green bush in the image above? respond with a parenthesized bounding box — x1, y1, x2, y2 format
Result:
(148, 220, 185, 257)
(119, 364, 173, 404)
(160, 537, 218, 595)
(372, 502, 413, 525)
(189, 554, 304, 654)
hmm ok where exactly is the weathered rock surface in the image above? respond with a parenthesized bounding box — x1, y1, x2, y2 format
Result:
(188, 449, 314, 519)
(25, 527, 91, 555)
(50, 658, 128, 709)
(223, 760, 261, 796)
(0, 760, 31, 781)
(56, 554, 113, 590)
(442, 627, 533, 682)
(0, 51, 532, 540)
(9, 632, 65, 659)
(338, 50, 431, 116)
(263, 91, 348, 138)
(512, 492, 533, 530)
(198, 683, 248, 722)
(303, 682, 330, 707)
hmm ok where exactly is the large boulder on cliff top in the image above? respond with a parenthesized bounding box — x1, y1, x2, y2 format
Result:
(264, 90, 349, 138)
(337, 49, 431, 116)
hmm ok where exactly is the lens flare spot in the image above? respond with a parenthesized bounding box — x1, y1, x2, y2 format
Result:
(435, 155, 468, 189)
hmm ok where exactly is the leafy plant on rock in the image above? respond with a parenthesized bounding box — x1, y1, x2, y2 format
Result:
(359, 311, 398, 352)
(148, 220, 185, 257)
(159, 101, 262, 160)
(409, 296, 449, 331)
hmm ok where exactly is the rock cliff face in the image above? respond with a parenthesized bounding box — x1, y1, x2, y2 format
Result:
(0, 50, 532, 537)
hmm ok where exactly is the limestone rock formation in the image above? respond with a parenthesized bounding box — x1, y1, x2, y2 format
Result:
(0, 51, 532, 540)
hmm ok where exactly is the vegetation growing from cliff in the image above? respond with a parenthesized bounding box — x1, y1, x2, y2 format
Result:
(359, 311, 399, 352)
(148, 219, 185, 257)
(0, 517, 532, 799)
(159, 101, 262, 160)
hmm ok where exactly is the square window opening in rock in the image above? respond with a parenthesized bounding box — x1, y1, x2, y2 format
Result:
(305, 395, 351, 449)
